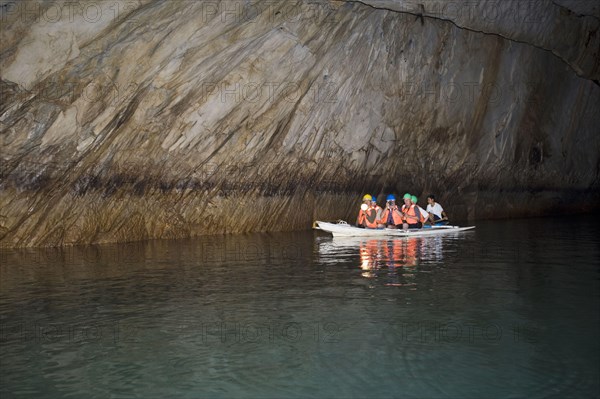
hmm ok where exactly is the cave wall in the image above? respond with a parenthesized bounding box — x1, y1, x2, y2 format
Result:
(1, 0, 599, 247)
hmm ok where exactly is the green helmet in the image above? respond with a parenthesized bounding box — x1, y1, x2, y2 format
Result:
(403, 193, 411, 200)
(411, 195, 418, 203)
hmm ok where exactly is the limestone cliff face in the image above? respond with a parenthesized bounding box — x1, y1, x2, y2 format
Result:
(1, 0, 599, 247)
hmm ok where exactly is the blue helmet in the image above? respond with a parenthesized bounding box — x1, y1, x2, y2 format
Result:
(386, 194, 396, 201)
(371, 196, 377, 202)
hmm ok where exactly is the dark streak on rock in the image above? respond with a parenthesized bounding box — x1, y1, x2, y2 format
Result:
(132, 179, 148, 196)
(73, 174, 101, 196)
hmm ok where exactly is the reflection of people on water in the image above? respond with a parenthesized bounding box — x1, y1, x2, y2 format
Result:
(397, 238, 420, 268)
(318, 235, 446, 283)
(383, 239, 404, 268)
(419, 236, 444, 262)
(359, 237, 422, 271)
(359, 239, 381, 277)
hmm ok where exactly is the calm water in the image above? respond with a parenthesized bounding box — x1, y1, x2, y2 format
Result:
(1, 216, 598, 398)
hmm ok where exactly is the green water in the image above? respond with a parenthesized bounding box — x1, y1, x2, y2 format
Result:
(1, 216, 598, 398)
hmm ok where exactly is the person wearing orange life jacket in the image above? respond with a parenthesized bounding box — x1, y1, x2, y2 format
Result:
(370, 196, 385, 228)
(411, 195, 429, 224)
(400, 193, 424, 229)
(356, 194, 379, 228)
(378, 194, 404, 228)
(356, 194, 371, 227)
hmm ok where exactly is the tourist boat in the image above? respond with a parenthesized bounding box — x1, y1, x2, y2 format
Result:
(313, 220, 475, 237)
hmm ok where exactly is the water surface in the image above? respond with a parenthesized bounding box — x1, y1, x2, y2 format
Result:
(1, 216, 599, 398)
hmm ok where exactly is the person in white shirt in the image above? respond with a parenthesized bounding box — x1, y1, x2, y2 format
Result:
(426, 194, 448, 225)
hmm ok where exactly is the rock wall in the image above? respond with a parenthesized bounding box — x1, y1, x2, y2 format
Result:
(1, 0, 599, 247)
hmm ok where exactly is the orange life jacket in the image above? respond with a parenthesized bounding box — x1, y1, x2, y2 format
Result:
(358, 210, 367, 225)
(402, 204, 422, 224)
(358, 207, 379, 228)
(365, 206, 380, 228)
(369, 205, 383, 228)
(379, 207, 403, 226)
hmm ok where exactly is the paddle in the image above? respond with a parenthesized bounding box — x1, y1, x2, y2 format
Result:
(426, 217, 448, 225)
(422, 217, 450, 228)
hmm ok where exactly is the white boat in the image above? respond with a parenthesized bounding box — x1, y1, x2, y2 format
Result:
(313, 220, 475, 237)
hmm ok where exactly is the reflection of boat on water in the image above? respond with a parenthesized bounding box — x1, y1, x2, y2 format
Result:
(316, 234, 449, 281)
(317, 236, 433, 272)
(314, 221, 475, 237)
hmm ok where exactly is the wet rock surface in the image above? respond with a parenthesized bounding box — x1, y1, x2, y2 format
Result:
(1, 0, 599, 247)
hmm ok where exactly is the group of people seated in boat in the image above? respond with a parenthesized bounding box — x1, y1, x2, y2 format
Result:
(356, 193, 448, 230)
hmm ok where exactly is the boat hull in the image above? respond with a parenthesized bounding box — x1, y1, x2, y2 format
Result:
(314, 221, 475, 237)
